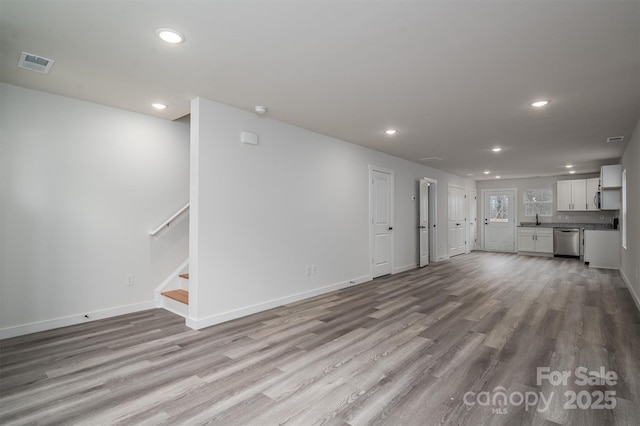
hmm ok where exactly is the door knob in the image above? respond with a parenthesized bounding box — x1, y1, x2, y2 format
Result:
(388, 226, 393, 230)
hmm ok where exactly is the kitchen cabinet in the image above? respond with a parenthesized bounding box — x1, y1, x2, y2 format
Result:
(518, 227, 553, 254)
(557, 180, 572, 211)
(557, 179, 589, 211)
(584, 230, 620, 269)
(601, 165, 622, 188)
(601, 191, 620, 210)
(600, 165, 622, 210)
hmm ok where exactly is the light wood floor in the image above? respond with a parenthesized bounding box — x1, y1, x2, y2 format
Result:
(1, 252, 639, 425)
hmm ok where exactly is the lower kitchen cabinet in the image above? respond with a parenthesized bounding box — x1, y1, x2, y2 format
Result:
(584, 230, 620, 269)
(518, 227, 553, 254)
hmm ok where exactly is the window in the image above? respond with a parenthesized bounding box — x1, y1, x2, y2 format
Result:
(622, 169, 627, 249)
(523, 189, 553, 217)
(489, 194, 509, 222)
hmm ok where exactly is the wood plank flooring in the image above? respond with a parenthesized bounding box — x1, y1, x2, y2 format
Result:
(1, 252, 639, 425)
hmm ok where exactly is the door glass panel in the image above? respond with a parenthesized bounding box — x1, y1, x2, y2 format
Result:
(489, 195, 509, 223)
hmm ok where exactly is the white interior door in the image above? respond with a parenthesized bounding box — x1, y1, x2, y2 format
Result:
(469, 189, 477, 251)
(419, 179, 429, 267)
(483, 189, 516, 252)
(371, 169, 393, 278)
(448, 185, 466, 257)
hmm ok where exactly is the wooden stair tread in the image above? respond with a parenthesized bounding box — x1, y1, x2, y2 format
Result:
(161, 289, 189, 305)
(179, 273, 189, 279)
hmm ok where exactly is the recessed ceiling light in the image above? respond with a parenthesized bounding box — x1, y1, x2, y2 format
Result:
(492, 147, 502, 152)
(569, 170, 576, 174)
(565, 164, 574, 169)
(156, 28, 185, 44)
(467, 174, 473, 176)
(531, 100, 550, 108)
(152, 103, 167, 110)
(385, 129, 397, 135)
(495, 176, 501, 179)
(484, 171, 490, 174)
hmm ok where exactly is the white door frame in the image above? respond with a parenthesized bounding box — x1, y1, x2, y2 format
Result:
(468, 188, 477, 252)
(480, 188, 518, 252)
(369, 165, 395, 278)
(418, 177, 438, 265)
(421, 177, 438, 263)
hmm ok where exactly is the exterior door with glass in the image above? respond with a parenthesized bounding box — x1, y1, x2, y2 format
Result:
(483, 190, 516, 252)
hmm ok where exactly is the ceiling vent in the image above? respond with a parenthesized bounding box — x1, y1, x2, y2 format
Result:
(18, 52, 55, 74)
(419, 157, 442, 161)
(606, 136, 624, 143)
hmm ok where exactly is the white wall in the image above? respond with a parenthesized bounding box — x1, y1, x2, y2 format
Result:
(0, 83, 190, 337)
(620, 117, 640, 309)
(189, 97, 475, 328)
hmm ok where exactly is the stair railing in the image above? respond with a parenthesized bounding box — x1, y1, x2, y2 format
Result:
(150, 203, 190, 236)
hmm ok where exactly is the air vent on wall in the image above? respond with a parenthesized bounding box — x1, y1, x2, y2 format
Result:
(606, 136, 624, 143)
(18, 52, 55, 74)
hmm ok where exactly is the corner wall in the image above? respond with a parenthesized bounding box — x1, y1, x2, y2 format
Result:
(0, 83, 190, 337)
(620, 117, 640, 308)
(189, 97, 475, 328)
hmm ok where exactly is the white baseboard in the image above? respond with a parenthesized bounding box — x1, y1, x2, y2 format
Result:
(620, 269, 640, 314)
(393, 264, 418, 274)
(0, 300, 156, 340)
(186, 275, 371, 330)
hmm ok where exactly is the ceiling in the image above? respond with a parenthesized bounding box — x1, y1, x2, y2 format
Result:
(1, 1, 639, 180)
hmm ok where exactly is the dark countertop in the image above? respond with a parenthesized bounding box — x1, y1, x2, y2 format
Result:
(519, 222, 615, 230)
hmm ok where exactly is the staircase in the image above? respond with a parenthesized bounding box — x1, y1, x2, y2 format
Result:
(151, 204, 191, 320)
(161, 289, 188, 304)
(156, 263, 190, 319)
(162, 273, 189, 303)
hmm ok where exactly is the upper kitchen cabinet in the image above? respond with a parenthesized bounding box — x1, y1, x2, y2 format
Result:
(600, 165, 622, 210)
(557, 180, 573, 211)
(557, 179, 589, 211)
(601, 165, 622, 188)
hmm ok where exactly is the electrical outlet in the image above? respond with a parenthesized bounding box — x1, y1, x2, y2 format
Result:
(126, 274, 134, 286)
(305, 266, 311, 276)
(312, 264, 317, 274)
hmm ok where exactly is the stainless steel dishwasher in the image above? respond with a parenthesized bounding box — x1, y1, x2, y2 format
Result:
(553, 228, 580, 257)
